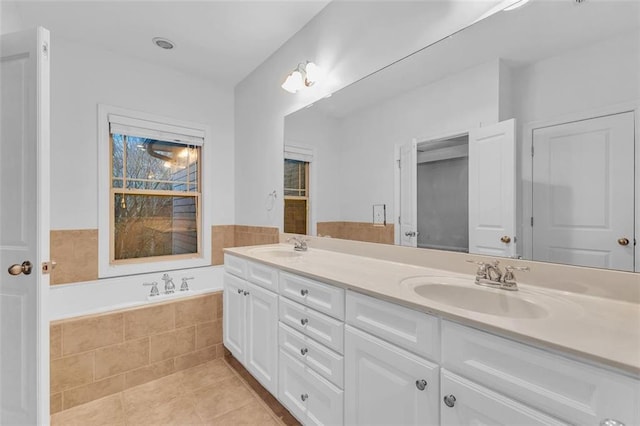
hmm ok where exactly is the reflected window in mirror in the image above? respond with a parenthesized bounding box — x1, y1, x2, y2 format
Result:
(284, 159, 309, 235)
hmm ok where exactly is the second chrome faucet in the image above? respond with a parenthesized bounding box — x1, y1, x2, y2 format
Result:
(467, 259, 529, 291)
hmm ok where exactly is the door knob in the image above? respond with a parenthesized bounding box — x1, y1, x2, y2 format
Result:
(500, 236, 511, 243)
(617, 238, 630, 246)
(404, 231, 416, 237)
(8, 261, 32, 276)
(415, 379, 427, 391)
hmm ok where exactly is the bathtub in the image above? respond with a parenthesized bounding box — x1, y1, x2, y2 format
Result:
(49, 265, 224, 320)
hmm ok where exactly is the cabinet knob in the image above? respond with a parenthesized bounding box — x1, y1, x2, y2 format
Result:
(300, 289, 309, 296)
(415, 379, 427, 391)
(300, 347, 308, 356)
(237, 288, 243, 294)
(443, 394, 456, 407)
(300, 393, 308, 402)
(243, 291, 249, 296)
(300, 318, 309, 326)
(600, 420, 625, 426)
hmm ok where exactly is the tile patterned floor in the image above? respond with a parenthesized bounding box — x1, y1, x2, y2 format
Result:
(50, 359, 292, 425)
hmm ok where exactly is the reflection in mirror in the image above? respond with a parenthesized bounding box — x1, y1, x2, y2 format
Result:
(283, 0, 639, 272)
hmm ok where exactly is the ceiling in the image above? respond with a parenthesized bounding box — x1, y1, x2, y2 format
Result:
(11, 0, 330, 86)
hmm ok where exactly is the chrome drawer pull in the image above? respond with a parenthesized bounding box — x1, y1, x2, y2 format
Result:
(443, 394, 456, 407)
(243, 291, 250, 296)
(300, 393, 308, 402)
(300, 318, 309, 326)
(237, 288, 243, 294)
(415, 379, 427, 391)
(300, 347, 308, 356)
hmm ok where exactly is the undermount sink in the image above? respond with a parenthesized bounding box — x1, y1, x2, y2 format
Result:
(401, 276, 549, 319)
(248, 246, 303, 258)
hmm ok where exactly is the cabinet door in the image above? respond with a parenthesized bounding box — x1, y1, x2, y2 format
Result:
(223, 273, 246, 363)
(345, 326, 439, 426)
(305, 367, 344, 426)
(279, 349, 308, 424)
(245, 282, 278, 395)
(440, 370, 566, 426)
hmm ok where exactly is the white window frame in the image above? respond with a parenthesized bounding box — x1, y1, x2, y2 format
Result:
(98, 104, 212, 278)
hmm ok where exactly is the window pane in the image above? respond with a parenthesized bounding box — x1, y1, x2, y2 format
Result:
(114, 194, 198, 260)
(284, 159, 306, 196)
(111, 134, 199, 192)
(284, 199, 307, 235)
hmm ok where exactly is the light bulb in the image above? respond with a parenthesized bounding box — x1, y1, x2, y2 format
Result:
(304, 62, 323, 85)
(281, 70, 304, 93)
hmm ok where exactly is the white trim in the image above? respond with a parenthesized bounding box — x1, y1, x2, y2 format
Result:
(521, 101, 639, 271)
(97, 104, 212, 278)
(36, 26, 51, 425)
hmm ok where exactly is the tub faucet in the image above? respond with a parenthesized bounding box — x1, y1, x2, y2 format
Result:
(181, 277, 194, 291)
(143, 282, 159, 297)
(161, 273, 176, 294)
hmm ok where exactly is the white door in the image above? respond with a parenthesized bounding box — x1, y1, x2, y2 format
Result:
(532, 112, 635, 271)
(245, 282, 278, 395)
(345, 326, 439, 426)
(469, 119, 516, 257)
(1, 27, 50, 424)
(398, 140, 417, 247)
(440, 370, 565, 426)
(222, 273, 245, 362)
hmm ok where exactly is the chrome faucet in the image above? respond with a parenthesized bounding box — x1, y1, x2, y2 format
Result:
(143, 282, 159, 297)
(180, 277, 194, 291)
(287, 236, 309, 251)
(161, 273, 176, 294)
(466, 260, 529, 291)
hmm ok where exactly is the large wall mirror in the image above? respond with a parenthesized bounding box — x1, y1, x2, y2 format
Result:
(283, 0, 639, 273)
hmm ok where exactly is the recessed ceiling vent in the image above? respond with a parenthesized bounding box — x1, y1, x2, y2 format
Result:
(152, 37, 175, 50)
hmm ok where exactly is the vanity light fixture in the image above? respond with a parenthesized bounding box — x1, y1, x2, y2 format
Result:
(281, 61, 323, 93)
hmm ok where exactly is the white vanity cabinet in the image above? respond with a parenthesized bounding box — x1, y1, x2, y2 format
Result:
(345, 291, 441, 425)
(441, 320, 640, 426)
(278, 271, 346, 425)
(440, 369, 566, 426)
(223, 256, 279, 395)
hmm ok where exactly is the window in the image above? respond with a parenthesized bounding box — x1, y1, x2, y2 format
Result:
(283, 159, 309, 235)
(98, 105, 211, 278)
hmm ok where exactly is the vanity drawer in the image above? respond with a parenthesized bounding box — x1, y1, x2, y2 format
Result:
(346, 290, 440, 361)
(442, 321, 640, 426)
(224, 254, 246, 279)
(247, 260, 278, 292)
(279, 297, 344, 354)
(279, 322, 344, 388)
(280, 272, 345, 320)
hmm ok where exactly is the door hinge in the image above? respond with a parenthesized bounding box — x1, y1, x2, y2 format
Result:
(531, 145, 534, 157)
(398, 216, 401, 225)
(530, 217, 534, 226)
(42, 261, 57, 274)
(397, 159, 401, 169)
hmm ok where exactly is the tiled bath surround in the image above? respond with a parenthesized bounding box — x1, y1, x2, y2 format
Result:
(50, 225, 279, 285)
(317, 221, 394, 245)
(50, 293, 223, 413)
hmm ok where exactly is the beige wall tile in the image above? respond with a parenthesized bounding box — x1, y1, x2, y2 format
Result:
(212, 226, 225, 265)
(94, 337, 149, 380)
(124, 359, 175, 389)
(51, 352, 94, 394)
(50, 392, 62, 414)
(174, 345, 217, 371)
(124, 304, 174, 340)
(62, 374, 124, 410)
(62, 313, 123, 356)
(149, 326, 195, 363)
(195, 320, 222, 349)
(175, 295, 216, 328)
(50, 394, 123, 426)
(215, 292, 223, 320)
(50, 229, 98, 285)
(50, 324, 62, 360)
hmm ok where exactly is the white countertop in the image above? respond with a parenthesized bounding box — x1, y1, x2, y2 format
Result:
(225, 244, 640, 377)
